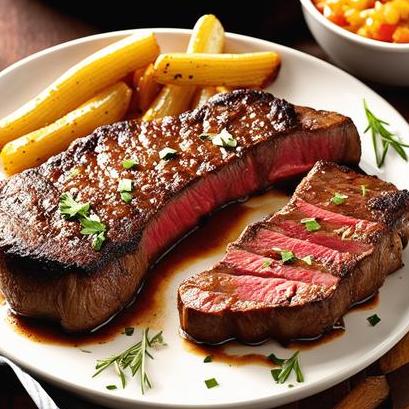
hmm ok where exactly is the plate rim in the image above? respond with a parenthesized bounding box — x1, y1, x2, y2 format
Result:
(0, 28, 409, 409)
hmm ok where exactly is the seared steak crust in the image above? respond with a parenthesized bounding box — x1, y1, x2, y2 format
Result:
(178, 161, 409, 344)
(0, 90, 361, 331)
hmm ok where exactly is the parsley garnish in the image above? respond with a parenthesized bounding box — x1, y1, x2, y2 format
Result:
(159, 147, 177, 160)
(199, 134, 211, 141)
(122, 159, 138, 169)
(270, 351, 304, 384)
(59, 193, 90, 219)
(262, 259, 272, 268)
(273, 248, 296, 264)
(59, 193, 106, 251)
(300, 217, 321, 232)
(203, 355, 213, 363)
(331, 192, 348, 205)
(367, 314, 381, 326)
(364, 100, 408, 168)
(204, 378, 219, 389)
(106, 385, 117, 390)
(94, 328, 165, 394)
(212, 129, 237, 149)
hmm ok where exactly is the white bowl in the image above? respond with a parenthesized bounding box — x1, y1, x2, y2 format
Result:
(300, 0, 409, 86)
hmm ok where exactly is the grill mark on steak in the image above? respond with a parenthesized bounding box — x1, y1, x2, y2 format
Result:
(0, 90, 362, 332)
(178, 161, 409, 344)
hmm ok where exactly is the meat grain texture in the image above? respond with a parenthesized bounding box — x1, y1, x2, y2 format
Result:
(178, 161, 409, 343)
(0, 90, 361, 332)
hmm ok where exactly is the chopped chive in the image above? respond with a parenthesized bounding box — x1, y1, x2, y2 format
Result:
(122, 159, 138, 169)
(267, 353, 285, 366)
(281, 250, 295, 264)
(301, 255, 314, 266)
(262, 259, 272, 268)
(300, 217, 321, 232)
(118, 178, 133, 193)
(159, 147, 178, 160)
(123, 327, 135, 336)
(204, 378, 219, 389)
(212, 129, 237, 149)
(361, 184, 367, 197)
(271, 369, 281, 382)
(106, 385, 117, 390)
(288, 384, 294, 388)
(367, 314, 381, 326)
(79, 349, 92, 353)
(203, 355, 213, 363)
(331, 192, 348, 205)
(120, 192, 133, 204)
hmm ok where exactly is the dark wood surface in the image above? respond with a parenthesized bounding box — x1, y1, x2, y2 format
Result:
(0, 1, 408, 408)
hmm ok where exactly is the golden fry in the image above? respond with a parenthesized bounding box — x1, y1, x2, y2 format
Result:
(153, 52, 281, 87)
(1, 82, 132, 175)
(191, 87, 217, 108)
(0, 32, 158, 147)
(143, 14, 224, 121)
(136, 64, 162, 112)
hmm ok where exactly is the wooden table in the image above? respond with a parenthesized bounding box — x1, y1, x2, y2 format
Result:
(0, 1, 408, 408)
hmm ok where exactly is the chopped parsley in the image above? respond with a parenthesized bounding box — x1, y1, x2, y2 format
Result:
(270, 351, 304, 384)
(59, 193, 106, 251)
(204, 378, 219, 389)
(331, 192, 348, 205)
(300, 217, 321, 232)
(203, 355, 213, 363)
(367, 314, 381, 327)
(212, 129, 237, 149)
(59, 193, 90, 219)
(267, 353, 285, 366)
(361, 184, 367, 197)
(273, 248, 296, 264)
(262, 259, 272, 268)
(199, 133, 211, 141)
(159, 147, 177, 160)
(106, 385, 117, 390)
(122, 159, 138, 169)
(118, 178, 133, 203)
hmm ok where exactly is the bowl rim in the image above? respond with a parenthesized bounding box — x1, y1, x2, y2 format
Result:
(300, 0, 409, 51)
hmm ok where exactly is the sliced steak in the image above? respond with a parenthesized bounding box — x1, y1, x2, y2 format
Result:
(0, 90, 361, 332)
(178, 161, 409, 344)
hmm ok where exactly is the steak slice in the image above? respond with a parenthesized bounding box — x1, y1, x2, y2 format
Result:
(178, 161, 409, 344)
(0, 90, 361, 332)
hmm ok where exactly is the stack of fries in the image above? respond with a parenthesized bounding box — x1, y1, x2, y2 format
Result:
(0, 15, 280, 176)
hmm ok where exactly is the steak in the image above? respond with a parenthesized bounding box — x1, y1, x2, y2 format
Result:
(0, 90, 361, 332)
(178, 161, 409, 344)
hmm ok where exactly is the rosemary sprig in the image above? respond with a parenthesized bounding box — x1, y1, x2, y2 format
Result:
(364, 100, 409, 168)
(93, 328, 165, 394)
(269, 351, 304, 384)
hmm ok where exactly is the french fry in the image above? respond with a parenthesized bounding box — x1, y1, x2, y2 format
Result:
(153, 52, 281, 88)
(191, 87, 217, 108)
(136, 64, 162, 112)
(0, 82, 132, 176)
(334, 376, 389, 409)
(0, 32, 159, 147)
(143, 14, 224, 121)
(380, 332, 409, 373)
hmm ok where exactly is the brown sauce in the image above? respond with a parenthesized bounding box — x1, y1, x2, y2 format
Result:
(8, 190, 288, 347)
(5, 189, 380, 364)
(183, 339, 275, 367)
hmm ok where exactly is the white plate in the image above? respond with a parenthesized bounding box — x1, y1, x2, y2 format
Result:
(0, 29, 408, 409)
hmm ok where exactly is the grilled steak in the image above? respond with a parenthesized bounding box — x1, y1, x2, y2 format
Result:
(0, 90, 361, 332)
(178, 161, 409, 344)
